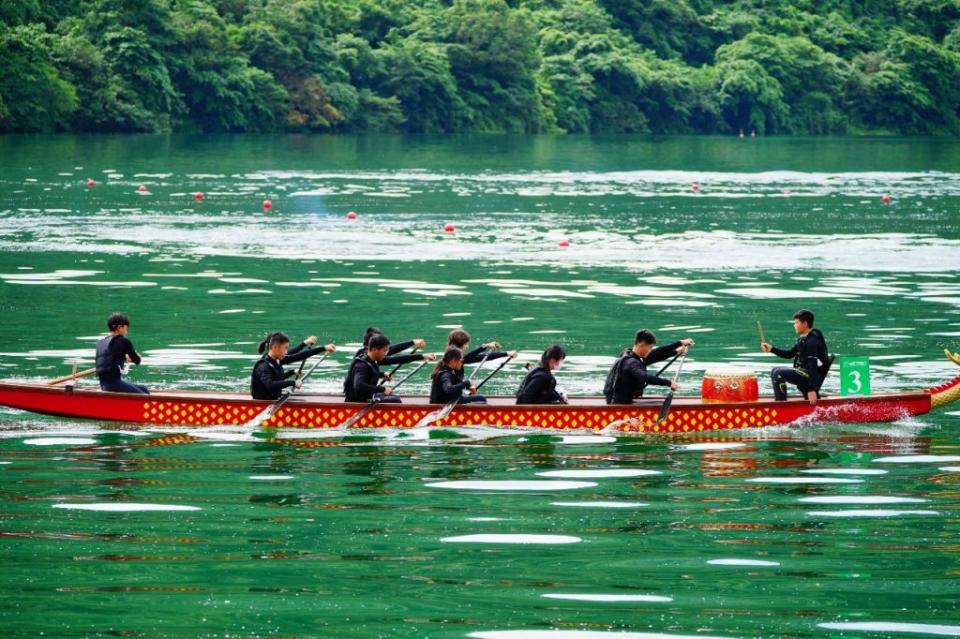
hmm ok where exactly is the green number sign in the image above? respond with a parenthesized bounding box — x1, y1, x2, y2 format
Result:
(839, 356, 871, 397)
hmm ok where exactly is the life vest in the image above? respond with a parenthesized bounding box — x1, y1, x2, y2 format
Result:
(95, 335, 120, 378)
(603, 350, 631, 403)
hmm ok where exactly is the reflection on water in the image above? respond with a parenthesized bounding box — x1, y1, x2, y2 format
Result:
(1, 426, 958, 637)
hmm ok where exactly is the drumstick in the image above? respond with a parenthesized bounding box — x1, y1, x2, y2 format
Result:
(756, 320, 766, 345)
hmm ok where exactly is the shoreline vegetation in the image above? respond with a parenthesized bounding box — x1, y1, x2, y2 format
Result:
(1, 0, 959, 136)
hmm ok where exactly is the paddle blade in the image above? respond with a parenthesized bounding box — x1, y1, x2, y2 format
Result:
(655, 391, 675, 425)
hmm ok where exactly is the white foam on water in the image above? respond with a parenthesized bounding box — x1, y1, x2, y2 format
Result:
(799, 468, 887, 475)
(0, 461, 11, 464)
(817, 622, 960, 636)
(467, 517, 507, 522)
(554, 435, 617, 444)
(707, 558, 780, 567)
(537, 469, 660, 478)
(469, 630, 737, 639)
(940, 466, 960, 472)
(441, 534, 581, 545)
(808, 509, 940, 518)
(677, 442, 746, 451)
(746, 477, 863, 484)
(427, 480, 596, 491)
(23, 438, 97, 446)
(209, 443, 241, 447)
(799, 496, 927, 504)
(249, 475, 294, 481)
(53, 503, 201, 512)
(552, 501, 649, 508)
(873, 455, 960, 463)
(542, 593, 673, 603)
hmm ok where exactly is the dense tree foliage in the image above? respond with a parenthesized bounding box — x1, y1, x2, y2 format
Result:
(2, 0, 959, 134)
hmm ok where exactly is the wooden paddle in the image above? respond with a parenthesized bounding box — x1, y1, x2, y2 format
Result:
(245, 353, 329, 428)
(336, 359, 430, 430)
(756, 320, 766, 346)
(415, 350, 493, 428)
(654, 352, 687, 426)
(383, 347, 418, 382)
(47, 367, 96, 385)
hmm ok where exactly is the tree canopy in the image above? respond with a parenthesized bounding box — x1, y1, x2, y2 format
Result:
(2, 0, 959, 134)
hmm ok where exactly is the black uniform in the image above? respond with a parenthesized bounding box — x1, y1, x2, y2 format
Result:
(429, 365, 473, 404)
(770, 329, 830, 400)
(250, 344, 325, 400)
(344, 352, 424, 402)
(95, 334, 148, 394)
(351, 340, 415, 361)
(516, 365, 565, 405)
(95, 335, 141, 383)
(462, 346, 509, 365)
(604, 342, 680, 405)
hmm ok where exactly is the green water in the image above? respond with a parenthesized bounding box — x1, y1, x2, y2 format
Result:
(1, 135, 959, 638)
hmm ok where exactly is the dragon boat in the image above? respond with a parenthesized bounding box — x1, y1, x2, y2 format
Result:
(0, 351, 958, 433)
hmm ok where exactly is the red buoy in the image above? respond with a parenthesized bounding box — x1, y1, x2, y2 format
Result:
(137, 184, 147, 193)
(347, 211, 357, 220)
(444, 223, 455, 233)
(558, 239, 570, 248)
(692, 183, 700, 192)
(86, 179, 96, 187)
(194, 192, 204, 201)
(881, 194, 891, 204)
(262, 199, 272, 211)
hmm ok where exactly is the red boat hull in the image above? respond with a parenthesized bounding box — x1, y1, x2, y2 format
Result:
(1, 377, 957, 432)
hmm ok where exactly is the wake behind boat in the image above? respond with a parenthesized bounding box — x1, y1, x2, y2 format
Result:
(1, 351, 958, 433)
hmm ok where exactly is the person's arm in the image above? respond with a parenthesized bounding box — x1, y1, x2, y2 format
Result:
(115, 337, 141, 366)
(281, 346, 324, 365)
(256, 362, 295, 394)
(461, 346, 487, 364)
(626, 359, 671, 388)
(388, 340, 415, 355)
(381, 352, 426, 366)
(441, 373, 470, 398)
(352, 366, 385, 398)
(771, 343, 798, 359)
(646, 342, 681, 366)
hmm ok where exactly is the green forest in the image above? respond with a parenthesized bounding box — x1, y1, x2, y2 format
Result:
(2, 0, 960, 135)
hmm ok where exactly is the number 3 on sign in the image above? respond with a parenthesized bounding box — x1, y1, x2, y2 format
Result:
(839, 356, 871, 397)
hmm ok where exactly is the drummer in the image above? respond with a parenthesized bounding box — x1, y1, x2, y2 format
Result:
(604, 329, 694, 404)
(761, 309, 829, 405)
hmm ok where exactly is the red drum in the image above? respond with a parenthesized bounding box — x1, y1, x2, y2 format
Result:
(701, 368, 759, 403)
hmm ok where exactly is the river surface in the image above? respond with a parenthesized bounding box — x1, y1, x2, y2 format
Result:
(0, 135, 959, 637)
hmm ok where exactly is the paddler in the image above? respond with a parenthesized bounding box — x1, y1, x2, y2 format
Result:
(761, 309, 830, 405)
(429, 346, 487, 405)
(344, 334, 435, 403)
(603, 329, 694, 404)
(446, 329, 517, 365)
(352, 326, 426, 379)
(251, 332, 336, 400)
(516, 345, 567, 404)
(96, 313, 148, 394)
